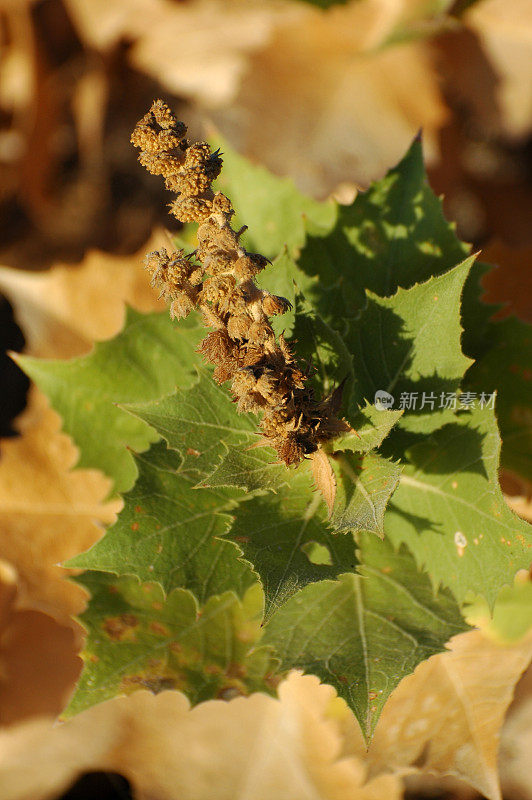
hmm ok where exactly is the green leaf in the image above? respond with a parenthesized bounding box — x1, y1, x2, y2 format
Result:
(125, 372, 256, 482)
(17, 311, 203, 492)
(291, 302, 354, 404)
(256, 249, 298, 338)
(460, 260, 500, 360)
(465, 316, 532, 483)
(127, 372, 289, 493)
(204, 443, 289, 493)
(331, 452, 403, 537)
(331, 403, 403, 453)
(212, 136, 336, 259)
(384, 406, 532, 608)
(465, 578, 532, 643)
(263, 538, 468, 741)
(228, 468, 358, 618)
(297, 137, 470, 325)
(67, 442, 256, 603)
(66, 573, 276, 717)
(347, 258, 475, 433)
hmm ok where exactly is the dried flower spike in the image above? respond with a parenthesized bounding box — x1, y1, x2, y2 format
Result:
(132, 100, 347, 465)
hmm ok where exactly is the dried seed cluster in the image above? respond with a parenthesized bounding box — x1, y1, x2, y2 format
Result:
(132, 100, 346, 465)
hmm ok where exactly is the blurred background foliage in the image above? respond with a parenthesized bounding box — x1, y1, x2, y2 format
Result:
(1, 0, 532, 267)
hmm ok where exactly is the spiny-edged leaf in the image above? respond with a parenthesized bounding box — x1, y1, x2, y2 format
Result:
(228, 468, 358, 618)
(205, 442, 290, 493)
(66, 572, 276, 717)
(125, 372, 256, 482)
(226, 453, 401, 618)
(291, 302, 354, 405)
(297, 137, 470, 326)
(212, 135, 336, 259)
(256, 249, 298, 338)
(331, 452, 403, 537)
(16, 311, 203, 492)
(385, 406, 532, 608)
(465, 316, 532, 483)
(263, 538, 468, 741)
(331, 403, 403, 454)
(347, 258, 475, 433)
(127, 372, 289, 493)
(67, 441, 256, 602)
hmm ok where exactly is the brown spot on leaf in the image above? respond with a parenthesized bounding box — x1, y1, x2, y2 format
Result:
(131, 522, 139, 531)
(186, 448, 201, 457)
(121, 674, 177, 694)
(149, 621, 170, 636)
(102, 614, 139, 641)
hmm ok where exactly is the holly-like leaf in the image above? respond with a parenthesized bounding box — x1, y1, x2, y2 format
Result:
(344, 628, 532, 800)
(67, 442, 256, 603)
(67, 572, 275, 717)
(263, 538, 468, 741)
(331, 404, 403, 454)
(385, 406, 532, 608)
(297, 137, 470, 327)
(347, 258, 475, 433)
(331, 452, 403, 538)
(126, 372, 289, 493)
(228, 468, 358, 618)
(125, 372, 256, 483)
(17, 311, 204, 492)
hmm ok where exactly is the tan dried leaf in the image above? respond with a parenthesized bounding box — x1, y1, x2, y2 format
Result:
(0, 566, 81, 726)
(340, 629, 532, 800)
(224, 1, 447, 195)
(65, 0, 448, 196)
(465, 0, 532, 141)
(309, 448, 336, 516)
(64, 0, 301, 104)
(0, 231, 167, 358)
(0, 388, 119, 623)
(0, 673, 402, 800)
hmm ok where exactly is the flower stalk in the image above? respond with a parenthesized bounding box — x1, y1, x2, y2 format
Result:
(132, 100, 346, 465)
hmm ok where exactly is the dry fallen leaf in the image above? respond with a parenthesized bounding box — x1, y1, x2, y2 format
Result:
(0, 237, 167, 623)
(65, 0, 448, 196)
(0, 572, 81, 726)
(0, 387, 119, 623)
(465, 0, 532, 142)
(64, 0, 302, 105)
(0, 231, 167, 358)
(337, 628, 532, 800)
(499, 680, 532, 800)
(481, 240, 532, 324)
(0, 673, 403, 800)
(217, 0, 447, 195)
